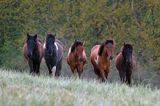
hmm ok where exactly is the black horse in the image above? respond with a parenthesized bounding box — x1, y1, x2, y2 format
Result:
(43, 33, 63, 77)
(23, 33, 43, 75)
(115, 43, 136, 85)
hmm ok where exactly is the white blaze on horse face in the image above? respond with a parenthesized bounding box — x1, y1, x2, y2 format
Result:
(54, 42, 58, 51)
(43, 42, 46, 49)
(67, 47, 71, 56)
(94, 55, 99, 65)
(52, 66, 56, 77)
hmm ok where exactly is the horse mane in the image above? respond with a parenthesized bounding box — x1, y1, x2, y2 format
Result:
(46, 33, 56, 40)
(98, 39, 114, 56)
(122, 43, 133, 51)
(71, 41, 83, 53)
(98, 43, 105, 56)
(24, 36, 42, 44)
(37, 38, 42, 43)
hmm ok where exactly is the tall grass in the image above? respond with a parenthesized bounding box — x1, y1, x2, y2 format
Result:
(0, 68, 160, 106)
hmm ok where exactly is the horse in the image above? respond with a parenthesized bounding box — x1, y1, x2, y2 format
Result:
(115, 43, 136, 85)
(43, 33, 63, 77)
(67, 40, 87, 78)
(90, 40, 114, 82)
(23, 33, 43, 75)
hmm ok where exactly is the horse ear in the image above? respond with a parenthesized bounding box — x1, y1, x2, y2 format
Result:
(27, 33, 30, 41)
(27, 33, 29, 37)
(124, 42, 126, 46)
(83, 41, 85, 46)
(111, 39, 114, 45)
(34, 34, 37, 39)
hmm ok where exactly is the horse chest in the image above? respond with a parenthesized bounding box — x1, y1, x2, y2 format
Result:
(99, 60, 110, 70)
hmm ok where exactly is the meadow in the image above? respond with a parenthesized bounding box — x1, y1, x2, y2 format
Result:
(1, 0, 160, 105)
(0, 68, 160, 106)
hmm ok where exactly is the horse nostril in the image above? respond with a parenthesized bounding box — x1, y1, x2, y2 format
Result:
(48, 50, 52, 55)
(27, 53, 32, 58)
(109, 56, 113, 60)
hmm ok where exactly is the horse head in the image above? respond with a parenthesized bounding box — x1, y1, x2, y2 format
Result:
(71, 40, 86, 77)
(98, 39, 114, 60)
(122, 43, 133, 65)
(27, 33, 37, 59)
(45, 33, 57, 56)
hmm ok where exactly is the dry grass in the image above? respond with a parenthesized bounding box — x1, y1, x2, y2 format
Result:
(0, 69, 160, 106)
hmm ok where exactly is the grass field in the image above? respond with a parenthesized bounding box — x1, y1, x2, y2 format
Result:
(0, 69, 160, 106)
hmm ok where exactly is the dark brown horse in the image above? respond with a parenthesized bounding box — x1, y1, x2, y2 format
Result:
(90, 40, 114, 82)
(23, 33, 43, 75)
(43, 33, 63, 77)
(67, 40, 87, 78)
(115, 43, 136, 85)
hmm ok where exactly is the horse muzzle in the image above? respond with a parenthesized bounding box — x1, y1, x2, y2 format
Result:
(109, 56, 113, 60)
(27, 52, 33, 59)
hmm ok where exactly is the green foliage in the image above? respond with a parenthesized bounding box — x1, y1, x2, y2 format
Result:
(0, 0, 160, 70)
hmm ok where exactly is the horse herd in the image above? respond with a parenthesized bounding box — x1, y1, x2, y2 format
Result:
(23, 33, 136, 85)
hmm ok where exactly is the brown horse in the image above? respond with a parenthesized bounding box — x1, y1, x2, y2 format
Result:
(115, 43, 136, 85)
(23, 33, 43, 75)
(90, 40, 114, 82)
(67, 40, 87, 78)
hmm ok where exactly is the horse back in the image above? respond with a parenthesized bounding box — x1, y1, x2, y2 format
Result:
(23, 40, 43, 60)
(83, 50, 87, 62)
(115, 52, 137, 71)
(56, 40, 63, 61)
(90, 45, 100, 61)
(37, 40, 44, 59)
(56, 39, 63, 47)
(23, 42, 28, 60)
(115, 52, 123, 71)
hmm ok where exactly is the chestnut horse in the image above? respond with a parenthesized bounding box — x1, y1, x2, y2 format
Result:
(115, 43, 136, 85)
(43, 33, 63, 77)
(67, 40, 87, 78)
(90, 40, 114, 82)
(23, 33, 43, 75)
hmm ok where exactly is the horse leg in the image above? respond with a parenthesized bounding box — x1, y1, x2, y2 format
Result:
(105, 68, 109, 80)
(46, 62, 52, 75)
(105, 71, 109, 80)
(35, 62, 40, 76)
(93, 66, 100, 80)
(126, 70, 132, 85)
(100, 70, 106, 82)
(70, 66, 76, 75)
(119, 71, 125, 83)
(55, 59, 62, 77)
(28, 59, 34, 75)
(77, 69, 82, 78)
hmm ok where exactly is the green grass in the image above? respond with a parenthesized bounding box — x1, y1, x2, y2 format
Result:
(0, 69, 160, 106)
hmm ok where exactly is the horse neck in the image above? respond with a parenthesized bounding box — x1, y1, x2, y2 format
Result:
(122, 54, 133, 68)
(72, 49, 85, 62)
(33, 41, 39, 54)
(72, 50, 79, 61)
(101, 51, 109, 62)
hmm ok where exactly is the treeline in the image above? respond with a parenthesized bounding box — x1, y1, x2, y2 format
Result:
(0, 0, 160, 71)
